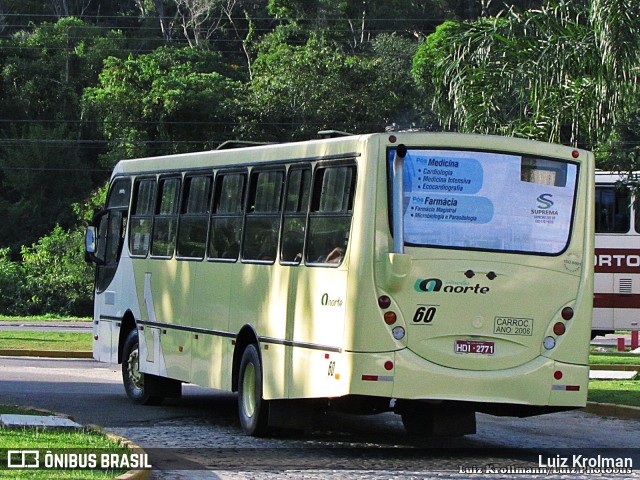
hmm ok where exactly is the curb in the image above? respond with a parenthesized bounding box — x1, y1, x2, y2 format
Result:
(590, 364, 640, 372)
(0, 349, 92, 358)
(584, 402, 640, 420)
(103, 430, 151, 480)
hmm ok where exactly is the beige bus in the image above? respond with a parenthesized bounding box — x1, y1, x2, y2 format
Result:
(86, 132, 594, 436)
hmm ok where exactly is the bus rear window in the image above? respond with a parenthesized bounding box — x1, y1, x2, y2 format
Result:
(389, 148, 578, 255)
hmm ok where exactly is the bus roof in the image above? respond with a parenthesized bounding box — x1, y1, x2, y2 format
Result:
(111, 132, 591, 178)
(595, 170, 630, 184)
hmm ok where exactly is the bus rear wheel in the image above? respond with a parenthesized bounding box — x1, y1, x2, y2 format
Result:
(122, 329, 164, 406)
(238, 344, 270, 436)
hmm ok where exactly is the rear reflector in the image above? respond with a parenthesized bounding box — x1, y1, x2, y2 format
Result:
(362, 375, 393, 382)
(552, 385, 580, 391)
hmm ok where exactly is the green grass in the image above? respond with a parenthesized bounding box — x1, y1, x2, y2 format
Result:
(588, 347, 639, 406)
(0, 407, 129, 479)
(0, 332, 91, 351)
(0, 315, 90, 323)
(588, 380, 640, 407)
(589, 352, 640, 365)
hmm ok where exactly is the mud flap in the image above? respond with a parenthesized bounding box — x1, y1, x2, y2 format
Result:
(145, 374, 182, 399)
(267, 399, 314, 430)
(396, 400, 476, 437)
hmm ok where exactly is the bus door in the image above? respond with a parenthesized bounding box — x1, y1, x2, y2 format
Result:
(594, 183, 632, 332)
(286, 163, 355, 398)
(86, 177, 132, 362)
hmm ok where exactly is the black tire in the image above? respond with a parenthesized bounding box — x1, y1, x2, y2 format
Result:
(237, 344, 270, 436)
(121, 329, 164, 405)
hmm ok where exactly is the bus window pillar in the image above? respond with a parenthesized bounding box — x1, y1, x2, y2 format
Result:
(386, 144, 412, 291)
(392, 144, 407, 254)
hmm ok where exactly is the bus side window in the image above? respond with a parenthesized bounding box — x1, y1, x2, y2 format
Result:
(129, 178, 157, 257)
(280, 167, 311, 265)
(595, 186, 630, 233)
(306, 164, 356, 266)
(243, 169, 284, 263)
(104, 177, 131, 264)
(94, 177, 132, 292)
(151, 177, 181, 258)
(208, 172, 246, 261)
(177, 175, 212, 259)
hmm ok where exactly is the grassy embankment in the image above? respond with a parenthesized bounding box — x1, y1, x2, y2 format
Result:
(0, 406, 129, 480)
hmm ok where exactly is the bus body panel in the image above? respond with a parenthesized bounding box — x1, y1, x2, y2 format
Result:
(390, 257, 581, 371)
(390, 351, 588, 407)
(92, 250, 139, 363)
(366, 134, 593, 377)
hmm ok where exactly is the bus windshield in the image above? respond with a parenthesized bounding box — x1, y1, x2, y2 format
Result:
(389, 147, 578, 255)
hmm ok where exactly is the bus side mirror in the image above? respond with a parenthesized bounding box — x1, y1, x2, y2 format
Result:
(85, 209, 108, 265)
(85, 226, 105, 266)
(85, 226, 97, 254)
(383, 253, 412, 291)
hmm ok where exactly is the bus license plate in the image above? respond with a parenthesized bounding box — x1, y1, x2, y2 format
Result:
(455, 340, 495, 355)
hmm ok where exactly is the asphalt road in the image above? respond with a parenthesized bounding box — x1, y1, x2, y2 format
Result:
(1, 356, 639, 479)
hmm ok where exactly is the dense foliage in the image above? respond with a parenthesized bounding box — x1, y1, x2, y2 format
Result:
(0, 0, 637, 315)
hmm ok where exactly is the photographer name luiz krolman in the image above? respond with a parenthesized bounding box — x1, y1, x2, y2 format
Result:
(459, 455, 634, 475)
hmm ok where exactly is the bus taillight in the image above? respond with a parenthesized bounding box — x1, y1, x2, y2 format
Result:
(384, 312, 397, 325)
(553, 322, 566, 336)
(561, 307, 574, 320)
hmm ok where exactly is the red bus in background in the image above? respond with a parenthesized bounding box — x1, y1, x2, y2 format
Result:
(593, 171, 640, 338)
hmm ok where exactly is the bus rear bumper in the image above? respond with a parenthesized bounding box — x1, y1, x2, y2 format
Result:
(349, 348, 588, 408)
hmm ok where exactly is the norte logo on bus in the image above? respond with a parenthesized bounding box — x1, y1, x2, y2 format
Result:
(415, 278, 490, 294)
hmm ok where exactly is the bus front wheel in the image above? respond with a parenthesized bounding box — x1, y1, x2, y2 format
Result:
(238, 344, 270, 436)
(122, 329, 164, 406)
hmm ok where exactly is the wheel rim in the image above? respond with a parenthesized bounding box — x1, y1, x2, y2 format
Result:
(127, 345, 143, 391)
(241, 362, 257, 418)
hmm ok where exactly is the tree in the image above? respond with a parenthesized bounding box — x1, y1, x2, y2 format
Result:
(20, 225, 95, 316)
(0, 18, 123, 251)
(83, 46, 242, 164)
(240, 36, 419, 141)
(175, 0, 224, 47)
(413, 1, 640, 149)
